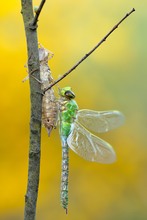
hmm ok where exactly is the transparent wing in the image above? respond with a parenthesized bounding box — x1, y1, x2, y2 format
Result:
(67, 122, 116, 164)
(76, 109, 125, 133)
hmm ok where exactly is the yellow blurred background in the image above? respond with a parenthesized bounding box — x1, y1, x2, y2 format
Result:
(0, 0, 147, 219)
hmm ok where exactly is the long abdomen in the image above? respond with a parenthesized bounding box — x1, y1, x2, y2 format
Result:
(61, 136, 69, 213)
(59, 96, 78, 212)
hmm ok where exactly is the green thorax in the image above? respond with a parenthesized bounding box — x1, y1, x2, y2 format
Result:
(60, 99, 78, 137)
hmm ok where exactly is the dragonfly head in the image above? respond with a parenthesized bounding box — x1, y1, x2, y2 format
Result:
(59, 87, 75, 99)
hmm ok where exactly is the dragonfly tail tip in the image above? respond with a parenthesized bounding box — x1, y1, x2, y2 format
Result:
(65, 208, 68, 214)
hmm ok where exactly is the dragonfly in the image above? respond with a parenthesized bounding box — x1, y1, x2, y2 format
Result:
(58, 86, 125, 213)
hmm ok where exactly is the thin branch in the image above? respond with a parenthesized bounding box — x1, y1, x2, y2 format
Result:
(21, 0, 42, 220)
(44, 8, 135, 93)
(30, 0, 46, 28)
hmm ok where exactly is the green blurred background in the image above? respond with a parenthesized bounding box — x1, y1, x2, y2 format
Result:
(0, 0, 147, 219)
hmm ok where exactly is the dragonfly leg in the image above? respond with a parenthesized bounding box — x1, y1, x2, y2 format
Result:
(22, 68, 42, 83)
(35, 89, 45, 96)
(31, 74, 42, 84)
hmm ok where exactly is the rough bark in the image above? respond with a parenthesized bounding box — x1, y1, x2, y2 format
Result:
(21, 1, 42, 219)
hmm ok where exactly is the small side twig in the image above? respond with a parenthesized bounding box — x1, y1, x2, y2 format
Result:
(30, 0, 46, 28)
(44, 8, 135, 93)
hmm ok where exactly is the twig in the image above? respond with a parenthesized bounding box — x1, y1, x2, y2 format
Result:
(44, 8, 135, 93)
(21, 0, 42, 219)
(30, 0, 46, 28)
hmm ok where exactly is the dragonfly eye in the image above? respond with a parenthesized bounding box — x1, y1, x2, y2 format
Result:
(65, 90, 75, 99)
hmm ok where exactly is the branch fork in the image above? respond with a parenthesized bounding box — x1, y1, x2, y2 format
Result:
(29, 0, 46, 30)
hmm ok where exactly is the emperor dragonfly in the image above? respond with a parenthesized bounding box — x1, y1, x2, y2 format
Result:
(58, 87, 124, 213)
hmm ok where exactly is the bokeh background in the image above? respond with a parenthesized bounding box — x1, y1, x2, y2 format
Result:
(0, 0, 147, 219)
